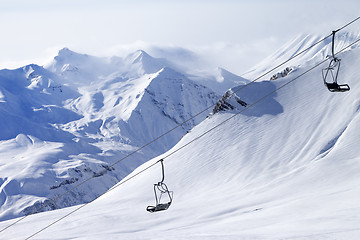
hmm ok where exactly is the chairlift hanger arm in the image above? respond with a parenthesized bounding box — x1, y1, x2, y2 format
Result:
(160, 159, 165, 183)
(332, 30, 340, 60)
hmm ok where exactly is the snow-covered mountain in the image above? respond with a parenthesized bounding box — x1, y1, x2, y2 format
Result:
(1, 33, 359, 239)
(0, 49, 219, 221)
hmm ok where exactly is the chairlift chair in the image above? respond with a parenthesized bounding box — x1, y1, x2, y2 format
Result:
(146, 160, 173, 213)
(322, 30, 350, 92)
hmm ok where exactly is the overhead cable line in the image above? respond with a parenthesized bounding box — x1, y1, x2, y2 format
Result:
(1, 15, 359, 236)
(23, 35, 360, 240)
(336, 16, 360, 32)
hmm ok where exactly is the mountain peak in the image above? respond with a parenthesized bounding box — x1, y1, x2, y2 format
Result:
(216, 67, 248, 84)
(54, 48, 89, 62)
(58, 47, 73, 55)
(45, 48, 112, 84)
(125, 50, 167, 75)
(126, 49, 152, 64)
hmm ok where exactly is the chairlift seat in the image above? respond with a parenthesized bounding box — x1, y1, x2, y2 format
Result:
(146, 202, 171, 213)
(325, 82, 350, 92)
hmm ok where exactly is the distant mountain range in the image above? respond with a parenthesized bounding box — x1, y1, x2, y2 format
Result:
(0, 46, 248, 221)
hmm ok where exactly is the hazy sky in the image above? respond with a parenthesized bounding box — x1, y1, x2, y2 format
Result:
(1, 0, 359, 74)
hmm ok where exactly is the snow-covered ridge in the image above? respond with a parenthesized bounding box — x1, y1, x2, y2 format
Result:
(243, 31, 360, 79)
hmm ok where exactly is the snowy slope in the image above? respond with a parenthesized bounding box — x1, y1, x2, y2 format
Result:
(0, 49, 219, 221)
(1, 36, 359, 239)
(0, 64, 80, 140)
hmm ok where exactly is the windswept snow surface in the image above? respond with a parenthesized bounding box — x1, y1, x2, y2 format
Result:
(0, 49, 219, 221)
(1, 37, 360, 239)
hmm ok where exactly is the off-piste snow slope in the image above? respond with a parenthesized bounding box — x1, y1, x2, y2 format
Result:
(1, 34, 360, 239)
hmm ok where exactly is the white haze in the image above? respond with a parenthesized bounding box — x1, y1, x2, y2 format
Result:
(0, 0, 360, 75)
